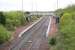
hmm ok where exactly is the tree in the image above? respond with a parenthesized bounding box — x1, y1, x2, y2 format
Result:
(0, 12, 6, 25)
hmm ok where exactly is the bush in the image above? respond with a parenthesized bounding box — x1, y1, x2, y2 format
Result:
(0, 25, 11, 44)
(31, 16, 38, 21)
(49, 38, 56, 46)
(4, 11, 26, 30)
(60, 13, 75, 50)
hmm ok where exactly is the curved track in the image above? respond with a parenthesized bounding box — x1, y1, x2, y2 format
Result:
(10, 16, 51, 50)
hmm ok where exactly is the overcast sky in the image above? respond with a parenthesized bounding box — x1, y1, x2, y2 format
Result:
(0, 0, 75, 11)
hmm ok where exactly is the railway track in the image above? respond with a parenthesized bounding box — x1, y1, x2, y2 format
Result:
(10, 16, 51, 50)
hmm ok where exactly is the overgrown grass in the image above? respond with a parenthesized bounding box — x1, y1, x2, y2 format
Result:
(54, 5, 75, 50)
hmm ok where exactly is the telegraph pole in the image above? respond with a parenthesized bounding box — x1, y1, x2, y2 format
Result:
(57, 0, 58, 9)
(35, 0, 38, 16)
(31, 0, 33, 11)
(22, 0, 24, 17)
